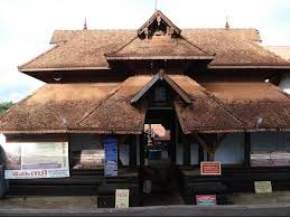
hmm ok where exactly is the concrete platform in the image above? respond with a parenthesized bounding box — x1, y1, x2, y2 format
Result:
(2, 193, 290, 216)
(1, 204, 290, 217)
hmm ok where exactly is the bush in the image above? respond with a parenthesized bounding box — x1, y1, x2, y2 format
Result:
(0, 102, 13, 114)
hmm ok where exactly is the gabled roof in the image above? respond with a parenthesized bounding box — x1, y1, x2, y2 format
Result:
(137, 10, 181, 37)
(131, 71, 192, 104)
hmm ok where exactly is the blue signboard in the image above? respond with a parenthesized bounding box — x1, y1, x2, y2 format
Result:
(103, 137, 118, 177)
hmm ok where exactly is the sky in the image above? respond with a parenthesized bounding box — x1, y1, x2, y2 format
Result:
(0, 0, 290, 102)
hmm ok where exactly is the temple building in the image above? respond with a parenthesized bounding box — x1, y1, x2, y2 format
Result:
(1, 10, 290, 206)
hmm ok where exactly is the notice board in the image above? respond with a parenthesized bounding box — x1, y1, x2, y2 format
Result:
(196, 195, 217, 206)
(115, 189, 129, 208)
(104, 137, 118, 177)
(3, 142, 69, 179)
(200, 161, 221, 176)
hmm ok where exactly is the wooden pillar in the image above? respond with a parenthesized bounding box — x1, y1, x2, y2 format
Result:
(198, 144, 204, 163)
(208, 152, 215, 161)
(171, 116, 178, 163)
(183, 136, 191, 166)
(129, 136, 137, 167)
(194, 133, 228, 162)
(244, 132, 251, 167)
(140, 133, 145, 168)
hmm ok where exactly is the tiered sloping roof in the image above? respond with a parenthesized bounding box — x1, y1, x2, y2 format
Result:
(3, 10, 290, 135)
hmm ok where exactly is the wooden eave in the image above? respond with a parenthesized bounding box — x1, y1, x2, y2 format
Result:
(19, 66, 111, 72)
(209, 65, 290, 69)
(106, 56, 214, 61)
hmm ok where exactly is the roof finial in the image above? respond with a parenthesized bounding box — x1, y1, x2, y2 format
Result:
(83, 17, 88, 30)
(155, 0, 158, 11)
(225, 16, 230, 30)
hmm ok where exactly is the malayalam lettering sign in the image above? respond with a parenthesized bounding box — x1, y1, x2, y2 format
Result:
(196, 195, 217, 206)
(104, 137, 118, 177)
(254, 181, 272, 194)
(3, 142, 69, 179)
(200, 161, 221, 176)
(115, 189, 129, 208)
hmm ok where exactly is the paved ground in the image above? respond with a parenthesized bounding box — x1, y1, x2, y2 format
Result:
(1, 204, 290, 216)
(2, 192, 290, 216)
(228, 191, 290, 205)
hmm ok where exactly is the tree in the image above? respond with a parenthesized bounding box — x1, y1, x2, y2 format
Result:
(0, 102, 13, 114)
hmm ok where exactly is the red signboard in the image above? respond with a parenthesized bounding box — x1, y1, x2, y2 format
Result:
(200, 161, 221, 176)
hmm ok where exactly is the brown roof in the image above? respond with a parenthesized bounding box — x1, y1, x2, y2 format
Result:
(182, 30, 288, 67)
(265, 46, 290, 61)
(106, 35, 214, 60)
(0, 83, 119, 133)
(19, 28, 290, 72)
(172, 75, 244, 134)
(203, 82, 290, 131)
(77, 75, 151, 134)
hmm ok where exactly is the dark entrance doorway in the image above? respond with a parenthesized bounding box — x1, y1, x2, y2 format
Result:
(141, 109, 184, 205)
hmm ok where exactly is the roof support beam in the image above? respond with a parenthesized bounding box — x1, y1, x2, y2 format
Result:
(131, 70, 192, 105)
(193, 133, 228, 161)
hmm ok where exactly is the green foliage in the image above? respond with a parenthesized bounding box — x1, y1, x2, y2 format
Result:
(0, 102, 13, 114)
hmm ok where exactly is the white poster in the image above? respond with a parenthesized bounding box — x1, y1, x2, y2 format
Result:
(2, 142, 69, 179)
(115, 189, 129, 208)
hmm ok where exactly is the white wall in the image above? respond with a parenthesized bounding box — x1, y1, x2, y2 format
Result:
(214, 133, 244, 164)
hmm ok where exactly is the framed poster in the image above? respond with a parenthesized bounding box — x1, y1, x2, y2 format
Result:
(200, 161, 221, 176)
(115, 189, 129, 208)
(3, 142, 69, 179)
(104, 137, 118, 177)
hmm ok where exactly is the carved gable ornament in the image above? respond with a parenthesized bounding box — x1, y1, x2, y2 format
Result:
(137, 10, 181, 39)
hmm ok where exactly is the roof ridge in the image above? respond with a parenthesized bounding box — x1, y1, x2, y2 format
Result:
(52, 28, 259, 32)
(105, 36, 139, 56)
(191, 77, 246, 128)
(76, 76, 148, 127)
(76, 81, 125, 127)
